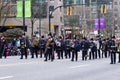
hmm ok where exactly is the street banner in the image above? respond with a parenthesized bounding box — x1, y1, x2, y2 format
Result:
(16, 1, 22, 17)
(25, 0, 31, 17)
(94, 18, 104, 29)
(100, 18, 104, 29)
(16, 0, 31, 18)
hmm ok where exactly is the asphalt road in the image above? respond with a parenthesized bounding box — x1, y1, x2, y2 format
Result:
(0, 54, 120, 80)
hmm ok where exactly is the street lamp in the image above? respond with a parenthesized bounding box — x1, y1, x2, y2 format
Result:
(48, 5, 62, 33)
(97, 0, 101, 36)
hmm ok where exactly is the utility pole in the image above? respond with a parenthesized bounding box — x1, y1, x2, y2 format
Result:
(39, 3, 42, 37)
(22, 0, 25, 33)
(97, 0, 101, 36)
(49, 6, 62, 33)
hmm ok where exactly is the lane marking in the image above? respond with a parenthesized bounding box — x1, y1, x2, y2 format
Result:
(0, 61, 39, 67)
(69, 64, 90, 69)
(0, 76, 14, 80)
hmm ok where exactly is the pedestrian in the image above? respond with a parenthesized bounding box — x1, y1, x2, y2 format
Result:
(39, 35, 46, 58)
(109, 36, 117, 64)
(101, 39, 106, 58)
(55, 36, 63, 59)
(65, 39, 71, 59)
(20, 34, 27, 59)
(94, 38, 100, 59)
(117, 44, 120, 63)
(71, 37, 80, 61)
(81, 37, 89, 61)
(89, 38, 97, 60)
(116, 38, 120, 63)
(0, 35, 8, 59)
(31, 36, 39, 58)
(44, 33, 54, 61)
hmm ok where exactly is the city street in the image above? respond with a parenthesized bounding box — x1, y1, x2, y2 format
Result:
(0, 54, 120, 80)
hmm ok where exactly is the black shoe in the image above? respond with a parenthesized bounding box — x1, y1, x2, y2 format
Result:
(71, 59, 74, 61)
(44, 59, 47, 61)
(20, 58, 23, 59)
(110, 62, 113, 64)
(57, 58, 60, 60)
(31, 57, 34, 59)
(51, 59, 54, 62)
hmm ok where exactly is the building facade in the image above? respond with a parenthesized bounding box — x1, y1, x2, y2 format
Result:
(113, 0, 120, 37)
(63, 0, 113, 37)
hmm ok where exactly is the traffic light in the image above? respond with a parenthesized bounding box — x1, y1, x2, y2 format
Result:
(101, 4, 107, 14)
(66, 6, 73, 16)
(74, 0, 76, 4)
(69, 6, 73, 15)
(66, 7, 69, 15)
(103, 4, 107, 14)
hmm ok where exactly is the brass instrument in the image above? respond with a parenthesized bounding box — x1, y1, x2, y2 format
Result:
(46, 38, 52, 48)
(117, 44, 120, 53)
(115, 38, 120, 53)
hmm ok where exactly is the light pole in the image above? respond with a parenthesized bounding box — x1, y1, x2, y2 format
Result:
(97, 0, 101, 36)
(39, 3, 42, 37)
(49, 6, 62, 33)
(22, 0, 25, 33)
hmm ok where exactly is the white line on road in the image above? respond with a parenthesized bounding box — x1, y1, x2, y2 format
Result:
(0, 76, 14, 80)
(69, 64, 90, 69)
(0, 61, 39, 67)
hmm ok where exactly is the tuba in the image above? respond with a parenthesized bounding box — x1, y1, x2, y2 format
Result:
(46, 38, 52, 48)
(117, 44, 120, 53)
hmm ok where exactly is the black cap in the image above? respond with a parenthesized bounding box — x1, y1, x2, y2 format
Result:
(90, 38, 94, 41)
(48, 32, 51, 36)
(41, 35, 44, 38)
(82, 37, 86, 40)
(112, 36, 115, 39)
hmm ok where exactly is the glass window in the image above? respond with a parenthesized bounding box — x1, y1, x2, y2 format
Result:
(0, 0, 16, 17)
(114, 2, 118, 5)
(34, 0, 45, 3)
(2, 0, 9, 4)
(11, 0, 16, 4)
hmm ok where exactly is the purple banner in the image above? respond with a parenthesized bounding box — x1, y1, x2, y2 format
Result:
(94, 18, 104, 29)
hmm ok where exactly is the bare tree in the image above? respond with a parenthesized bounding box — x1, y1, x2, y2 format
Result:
(0, 0, 11, 27)
(31, 1, 47, 36)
